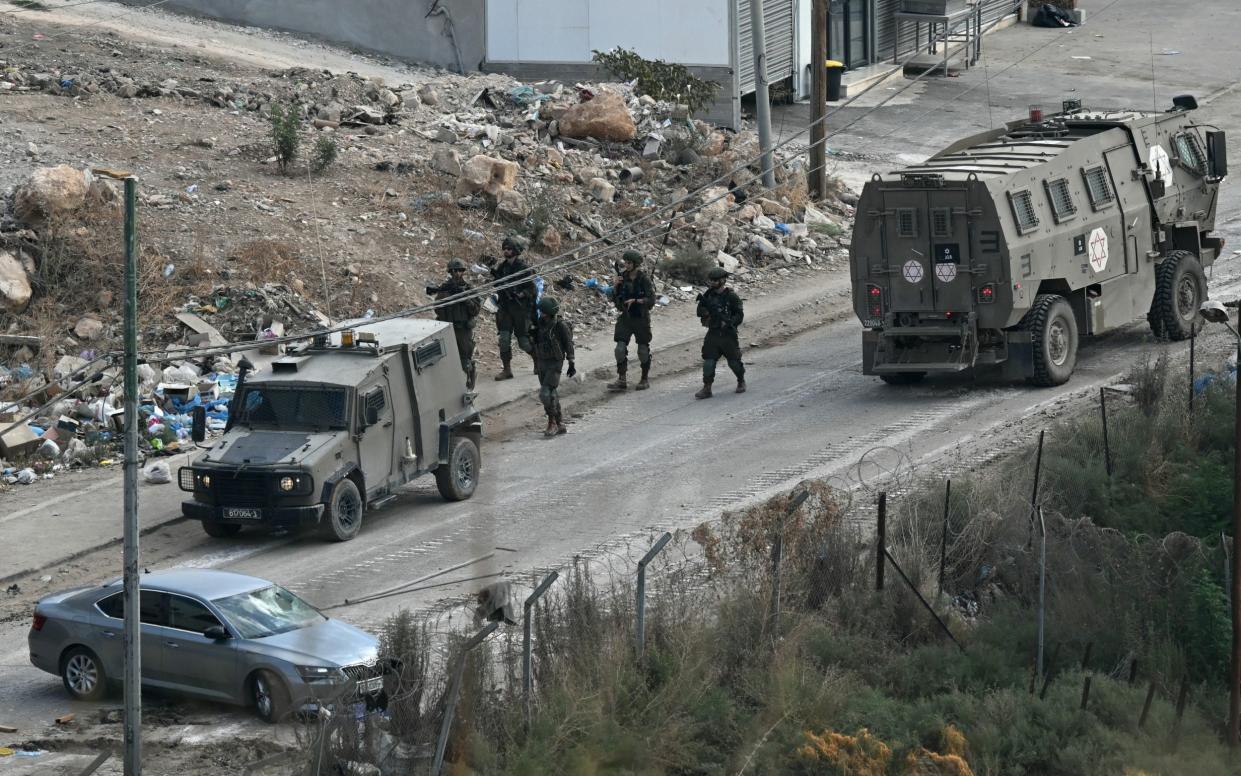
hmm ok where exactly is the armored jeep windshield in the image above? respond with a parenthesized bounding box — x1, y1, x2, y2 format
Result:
(236, 385, 350, 431)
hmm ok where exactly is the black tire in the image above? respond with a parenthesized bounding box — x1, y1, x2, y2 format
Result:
(61, 646, 108, 702)
(250, 669, 289, 724)
(1149, 250, 1206, 341)
(319, 478, 363, 542)
(436, 436, 480, 502)
(879, 372, 926, 385)
(1023, 294, 1078, 387)
(202, 521, 242, 538)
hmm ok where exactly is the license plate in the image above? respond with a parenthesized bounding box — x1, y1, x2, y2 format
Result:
(223, 507, 262, 520)
(358, 676, 384, 694)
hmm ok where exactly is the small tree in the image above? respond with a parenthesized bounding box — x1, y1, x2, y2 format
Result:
(311, 136, 338, 174)
(270, 101, 301, 174)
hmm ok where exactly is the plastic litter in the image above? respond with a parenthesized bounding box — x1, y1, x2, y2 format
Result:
(143, 461, 172, 485)
(37, 439, 60, 459)
(16, 468, 36, 485)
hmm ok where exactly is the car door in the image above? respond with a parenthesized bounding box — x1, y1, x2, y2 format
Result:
(92, 590, 166, 687)
(357, 380, 395, 496)
(160, 593, 238, 701)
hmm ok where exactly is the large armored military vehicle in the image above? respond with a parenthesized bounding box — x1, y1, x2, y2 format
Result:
(179, 318, 482, 541)
(849, 97, 1228, 385)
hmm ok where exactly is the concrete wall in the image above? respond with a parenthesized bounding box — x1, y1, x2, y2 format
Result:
(116, 0, 487, 72)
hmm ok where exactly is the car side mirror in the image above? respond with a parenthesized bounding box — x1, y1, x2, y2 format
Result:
(203, 625, 230, 640)
(191, 406, 206, 443)
(1207, 131, 1228, 179)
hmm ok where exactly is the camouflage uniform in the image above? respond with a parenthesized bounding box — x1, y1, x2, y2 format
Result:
(432, 258, 481, 390)
(486, 236, 536, 380)
(695, 268, 746, 398)
(607, 250, 657, 391)
(533, 297, 575, 436)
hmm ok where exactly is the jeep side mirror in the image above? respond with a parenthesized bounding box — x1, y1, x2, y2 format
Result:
(191, 406, 206, 443)
(1207, 131, 1228, 179)
(203, 625, 230, 641)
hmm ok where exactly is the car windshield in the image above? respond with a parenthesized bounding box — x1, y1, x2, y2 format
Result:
(211, 585, 326, 639)
(237, 385, 349, 431)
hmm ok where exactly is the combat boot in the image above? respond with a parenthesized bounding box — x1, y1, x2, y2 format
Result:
(466, 364, 477, 391)
(735, 377, 746, 394)
(543, 415, 557, 437)
(555, 413, 568, 435)
(635, 364, 650, 391)
(495, 357, 514, 381)
(607, 368, 628, 392)
(695, 382, 713, 400)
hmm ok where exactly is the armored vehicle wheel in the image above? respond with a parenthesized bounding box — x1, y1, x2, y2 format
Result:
(202, 521, 242, 538)
(1024, 294, 1078, 387)
(319, 478, 363, 542)
(879, 372, 926, 385)
(436, 436, 480, 502)
(1149, 250, 1206, 341)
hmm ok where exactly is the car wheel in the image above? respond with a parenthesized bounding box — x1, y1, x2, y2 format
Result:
(435, 436, 480, 502)
(250, 670, 289, 724)
(1023, 293, 1078, 387)
(202, 521, 242, 538)
(319, 478, 363, 542)
(62, 646, 108, 702)
(1149, 250, 1206, 341)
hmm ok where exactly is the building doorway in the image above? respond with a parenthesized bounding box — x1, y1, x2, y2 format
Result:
(828, 0, 869, 68)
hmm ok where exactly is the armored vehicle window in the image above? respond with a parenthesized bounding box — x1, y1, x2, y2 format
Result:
(1044, 178, 1076, 223)
(896, 208, 917, 238)
(237, 385, 349, 431)
(415, 340, 445, 368)
(1082, 166, 1114, 210)
(931, 208, 952, 237)
(1009, 190, 1039, 234)
(1173, 133, 1206, 176)
(365, 388, 386, 415)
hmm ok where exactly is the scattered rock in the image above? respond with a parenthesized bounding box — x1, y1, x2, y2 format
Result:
(214, 180, 233, 192)
(377, 88, 401, 110)
(417, 84, 440, 107)
(496, 189, 530, 220)
(558, 91, 637, 142)
(756, 198, 791, 220)
(749, 235, 780, 256)
(539, 228, 562, 253)
(696, 186, 732, 221)
(0, 251, 33, 314)
(73, 315, 105, 341)
(803, 204, 834, 227)
(588, 177, 616, 202)
(431, 147, 462, 177)
(716, 250, 741, 274)
(25, 142, 39, 159)
(699, 222, 730, 254)
(456, 155, 520, 197)
(432, 128, 457, 144)
(13, 165, 89, 226)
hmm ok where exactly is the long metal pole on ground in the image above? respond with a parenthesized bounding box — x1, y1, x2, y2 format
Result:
(121, 173, 142, 776)
(876, 492, 886, 591)
(808, 0, 827, 199)
(1037, 508, 1046, 681)
(748, 0, 776, 188)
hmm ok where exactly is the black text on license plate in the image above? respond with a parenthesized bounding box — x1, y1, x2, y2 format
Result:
(223, 507, 261, 520)
(358, 676, 383, 694)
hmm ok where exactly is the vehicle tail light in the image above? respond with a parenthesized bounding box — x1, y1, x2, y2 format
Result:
(976, 283, 997, 304)
(866, 284, 884, 318)
(32, 613, 46, 632)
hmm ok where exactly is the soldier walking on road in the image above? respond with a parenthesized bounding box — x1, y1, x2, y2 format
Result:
(695, 267, 746, 399)
(483, 235, 537, 381)
(533, 296, 575, 437)
(430, 258, 481, 390)
(607, 250, 656, 392)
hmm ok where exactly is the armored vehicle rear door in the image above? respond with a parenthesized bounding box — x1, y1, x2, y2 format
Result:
(882, 189, 974, 312)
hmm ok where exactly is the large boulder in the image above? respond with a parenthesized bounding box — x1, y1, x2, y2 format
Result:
(558, 91, 636, 143)
(13, 165, 90, 225)
(0, 251, 32, 314)
(456, 155, 520, 197)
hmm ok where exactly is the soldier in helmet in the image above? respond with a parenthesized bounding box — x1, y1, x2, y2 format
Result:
(482, 235, 537, 380)
(607, 250, 657, 391)
(695, 267, 746, 399)
(429, 257, 481, 390)
(533, 296, 575, 437)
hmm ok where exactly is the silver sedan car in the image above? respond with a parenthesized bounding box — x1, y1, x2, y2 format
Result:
(29, 568, 386, 722)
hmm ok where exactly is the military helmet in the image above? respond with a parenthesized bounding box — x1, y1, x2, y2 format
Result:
(621, 250, 643, 267)
(537, 296, 560, 315)
(707, 267, 730, 281)
(447, 257, 467, 272)
(502, 235, 527, 255)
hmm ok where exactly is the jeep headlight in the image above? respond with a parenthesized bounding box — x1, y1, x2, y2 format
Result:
(201, 474, 211, 488)
(280, 476, 295, 492)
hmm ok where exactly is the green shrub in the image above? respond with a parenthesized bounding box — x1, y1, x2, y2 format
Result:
(269, 101, 301, 173)
(591, 47, 721, 115)
(311, 136, 338, 173)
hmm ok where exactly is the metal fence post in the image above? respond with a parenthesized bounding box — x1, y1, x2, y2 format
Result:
(635, 532, 672, 657)
(939, 479, 951, 596)
(876, 492, 887, 591)
(1189, 321, 1196, 414)
(432, 622, 500, 776)
(1037, 508, 1047, 681)
(1100, 388, 1113, 478)
(522, 572, 558, 728)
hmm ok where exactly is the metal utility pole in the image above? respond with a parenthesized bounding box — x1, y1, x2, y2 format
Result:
(808, 0, 828, 199)
(748, 0, 776, 188)
(1232, 304, 1241, 748)
(95, 169, 143, 775)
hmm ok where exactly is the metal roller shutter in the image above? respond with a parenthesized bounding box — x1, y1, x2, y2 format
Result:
(738, 0, 797, 95)
(978, 0, 1020, 29)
